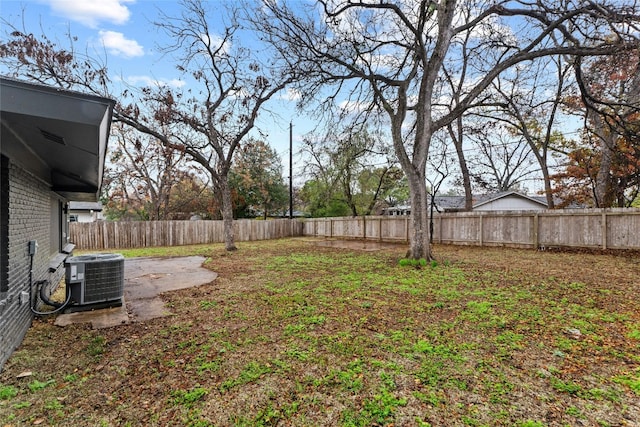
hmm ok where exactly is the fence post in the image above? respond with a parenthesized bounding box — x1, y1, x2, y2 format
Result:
(533, 213, 539, 250)
(405, 216, 409, 243)
(478, 214, 483, 246)
(602, 212, 607, 250)
(362, 216, 367, 240)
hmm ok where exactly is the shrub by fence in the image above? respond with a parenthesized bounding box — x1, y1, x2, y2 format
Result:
(70, 219, 303, 250)
(301, 208, 640, 250)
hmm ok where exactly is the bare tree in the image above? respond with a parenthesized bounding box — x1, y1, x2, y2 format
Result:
(426, 133, 455, 243)
(465, 121, 538, 192)
(1, 0, 296, 251)
(105, 123, 194, 220)
(446, 118, 473, 211)
(553, 50, 640, 207)
(253, 0, 640, 260)
(571, 51, 640, 207)
(115, 0, 296, 250)
(476, 56, 575, 208)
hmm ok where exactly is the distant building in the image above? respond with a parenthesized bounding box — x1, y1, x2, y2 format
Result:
(280, 209, 306, 218)
(384, 204, 412, 216)
(69, 201, 104, 223)
(384, 191, 549, 216)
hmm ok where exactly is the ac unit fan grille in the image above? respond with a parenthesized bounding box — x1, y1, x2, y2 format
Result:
(83, 260, 124, 304)
(66, 253, 125, 306)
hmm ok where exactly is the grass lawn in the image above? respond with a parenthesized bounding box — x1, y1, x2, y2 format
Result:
(1, 238, 639, 426)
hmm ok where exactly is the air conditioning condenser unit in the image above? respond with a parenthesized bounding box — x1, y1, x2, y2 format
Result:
(65, 253, 125, 307)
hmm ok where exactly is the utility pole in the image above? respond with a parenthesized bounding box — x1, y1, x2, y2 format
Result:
(289, 122, 293, 219)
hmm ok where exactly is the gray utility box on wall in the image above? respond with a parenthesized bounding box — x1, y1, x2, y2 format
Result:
(65, 254, 125, 306)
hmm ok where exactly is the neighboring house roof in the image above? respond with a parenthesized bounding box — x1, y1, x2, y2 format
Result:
(0, 76, 115, 202)
(432, 196, 465, 211)
(472, 191, 548, 209)
(284, 210, 306, 218)
(69, 201, 103, 211)
(432, 191, 548, 211)
(386, 191, 551, 214)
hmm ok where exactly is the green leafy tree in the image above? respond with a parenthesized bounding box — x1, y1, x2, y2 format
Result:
(357, 166, 407, 215)
(231, 139, 288, 219)
(298, 179, 350, 217)
(300, 128, 399, 217)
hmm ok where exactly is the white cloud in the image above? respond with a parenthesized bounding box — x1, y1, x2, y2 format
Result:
(42, 0, 134, 28)
(125, 75, 186, 89)
(338, 99, 367, 114)
(98, 30, 144, 58)
(281, 88, 302, 101)
(200, 33, 230, 55)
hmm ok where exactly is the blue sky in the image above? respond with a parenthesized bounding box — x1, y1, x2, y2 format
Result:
(0, 0, 310, 174)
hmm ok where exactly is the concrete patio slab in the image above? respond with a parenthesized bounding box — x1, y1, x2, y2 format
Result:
(55, 256, 217, 329)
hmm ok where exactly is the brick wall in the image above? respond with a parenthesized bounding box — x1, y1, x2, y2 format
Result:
(0, 159, 66, 371)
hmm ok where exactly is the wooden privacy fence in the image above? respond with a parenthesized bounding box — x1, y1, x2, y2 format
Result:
(302, 208, 640, 250)
(70, 209, 640, 251)
(70, 219, 303, 250)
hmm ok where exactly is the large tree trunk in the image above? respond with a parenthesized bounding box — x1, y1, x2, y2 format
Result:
(391, 92, 433, 261)
(451, 119, 473, 211)
(591, 111, 616, 207)
(406, 167, 433, 261)
(540, 158, 555, 209)
(219, 177, 237, 251)
(595, 136, 615, 207)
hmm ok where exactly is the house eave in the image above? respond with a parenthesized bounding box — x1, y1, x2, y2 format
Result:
(0, 76, 115, 202)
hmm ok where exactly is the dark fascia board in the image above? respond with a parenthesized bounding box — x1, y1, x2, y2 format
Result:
(0, 76, 115, 120)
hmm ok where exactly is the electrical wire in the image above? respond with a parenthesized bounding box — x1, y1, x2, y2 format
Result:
(31, 279, 72, 316)
(29, 252, 73, 316)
